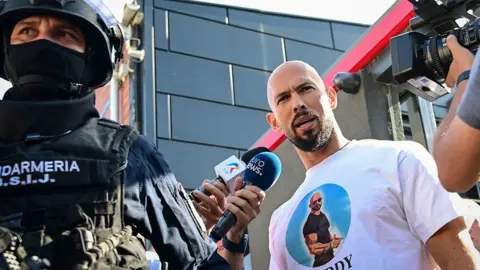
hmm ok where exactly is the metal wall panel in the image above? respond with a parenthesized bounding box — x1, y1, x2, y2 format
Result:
(156, 50, 232, 103)
(170, 96, 270, 149)
(169, 12, 284, 71)
(285, 39, 344, 75)
(228, 9, 334, 47)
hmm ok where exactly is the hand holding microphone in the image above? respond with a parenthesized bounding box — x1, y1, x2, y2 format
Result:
(189, 147, 270, 203)
(209, 151, 282, 242)
(190, 147, 270, 231)
(223, 176, 265, 236)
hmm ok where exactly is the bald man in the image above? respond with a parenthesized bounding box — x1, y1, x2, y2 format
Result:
(266, 61, 479, 270)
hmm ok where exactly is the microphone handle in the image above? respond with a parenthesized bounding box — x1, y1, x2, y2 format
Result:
(210, 210, 237, 242)
(188, 176, 226, 203)
(209, 180, 252, 241)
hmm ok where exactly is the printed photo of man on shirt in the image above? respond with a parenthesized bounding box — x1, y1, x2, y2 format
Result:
(303, 192, 344, 267)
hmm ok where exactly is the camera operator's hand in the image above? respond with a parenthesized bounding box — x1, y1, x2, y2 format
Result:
(446, 35, 475, 87)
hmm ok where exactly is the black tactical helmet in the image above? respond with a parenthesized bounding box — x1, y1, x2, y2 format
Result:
(0, 0, 124, 90)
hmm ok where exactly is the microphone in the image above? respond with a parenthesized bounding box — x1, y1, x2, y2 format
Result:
(240, 147, 270, 165)
(188, 147, 270, 203)
(209, 151, 282, 242)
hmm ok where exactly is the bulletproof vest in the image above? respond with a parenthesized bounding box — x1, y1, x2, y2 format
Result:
(0, 117, 149, 270)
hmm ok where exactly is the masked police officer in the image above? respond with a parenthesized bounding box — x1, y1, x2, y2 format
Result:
(0, 1, 265, 269)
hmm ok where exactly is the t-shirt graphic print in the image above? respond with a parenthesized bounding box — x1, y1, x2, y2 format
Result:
(286, 184, 351, 269)
(269, 139, 466, 270)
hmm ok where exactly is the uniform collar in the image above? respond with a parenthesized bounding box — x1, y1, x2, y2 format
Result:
(0, 89, 99, 144)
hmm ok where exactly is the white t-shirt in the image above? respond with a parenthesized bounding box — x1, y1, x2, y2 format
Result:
(268, 139, 468, 270)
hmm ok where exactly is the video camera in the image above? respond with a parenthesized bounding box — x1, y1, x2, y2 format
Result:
(390, 0, 480, 102)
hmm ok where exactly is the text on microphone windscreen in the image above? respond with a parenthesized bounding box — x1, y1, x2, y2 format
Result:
(240, 146, 270, 164)
(244, 152, 282, 191)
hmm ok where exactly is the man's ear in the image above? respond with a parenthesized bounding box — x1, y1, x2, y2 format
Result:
(327, 87, 338, 109)
(266, 112, 282, 132)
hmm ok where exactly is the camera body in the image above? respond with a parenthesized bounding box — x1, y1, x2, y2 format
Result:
(390, 0, 480, 102)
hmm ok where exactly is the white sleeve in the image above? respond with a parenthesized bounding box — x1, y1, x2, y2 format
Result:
(399, 142, 465, 244)
(268, 209, 284, 270)
(269, 256, 282, 270)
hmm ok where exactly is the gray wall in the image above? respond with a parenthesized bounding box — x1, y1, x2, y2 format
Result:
(142, 0, 369, 191)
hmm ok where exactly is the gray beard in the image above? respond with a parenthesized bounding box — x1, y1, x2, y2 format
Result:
(289, 120, 334, 152)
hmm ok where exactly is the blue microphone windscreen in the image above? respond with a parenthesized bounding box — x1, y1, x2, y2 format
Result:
(244, 152, 282, 191)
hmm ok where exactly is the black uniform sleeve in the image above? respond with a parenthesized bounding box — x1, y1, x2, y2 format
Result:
(123, 135, 231, 270)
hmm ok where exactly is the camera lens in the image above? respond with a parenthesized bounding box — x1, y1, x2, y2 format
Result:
(423, 18, 480, 82)
(423, 35, 452, 82)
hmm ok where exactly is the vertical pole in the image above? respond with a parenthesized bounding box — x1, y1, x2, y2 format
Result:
(386, 85, 405, 141)
(417, 97, 437, 152)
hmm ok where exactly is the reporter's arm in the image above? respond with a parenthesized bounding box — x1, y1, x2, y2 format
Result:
(221, 231, 246, 270)
(218, 182, 266, 270)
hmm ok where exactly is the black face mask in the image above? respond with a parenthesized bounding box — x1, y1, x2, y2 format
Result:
(3, 39, 92, 100)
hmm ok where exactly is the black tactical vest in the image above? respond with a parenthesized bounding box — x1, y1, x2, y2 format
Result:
(0, 117, 149, 270)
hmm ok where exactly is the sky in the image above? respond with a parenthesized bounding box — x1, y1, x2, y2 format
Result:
(188, 0, 397, 25)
